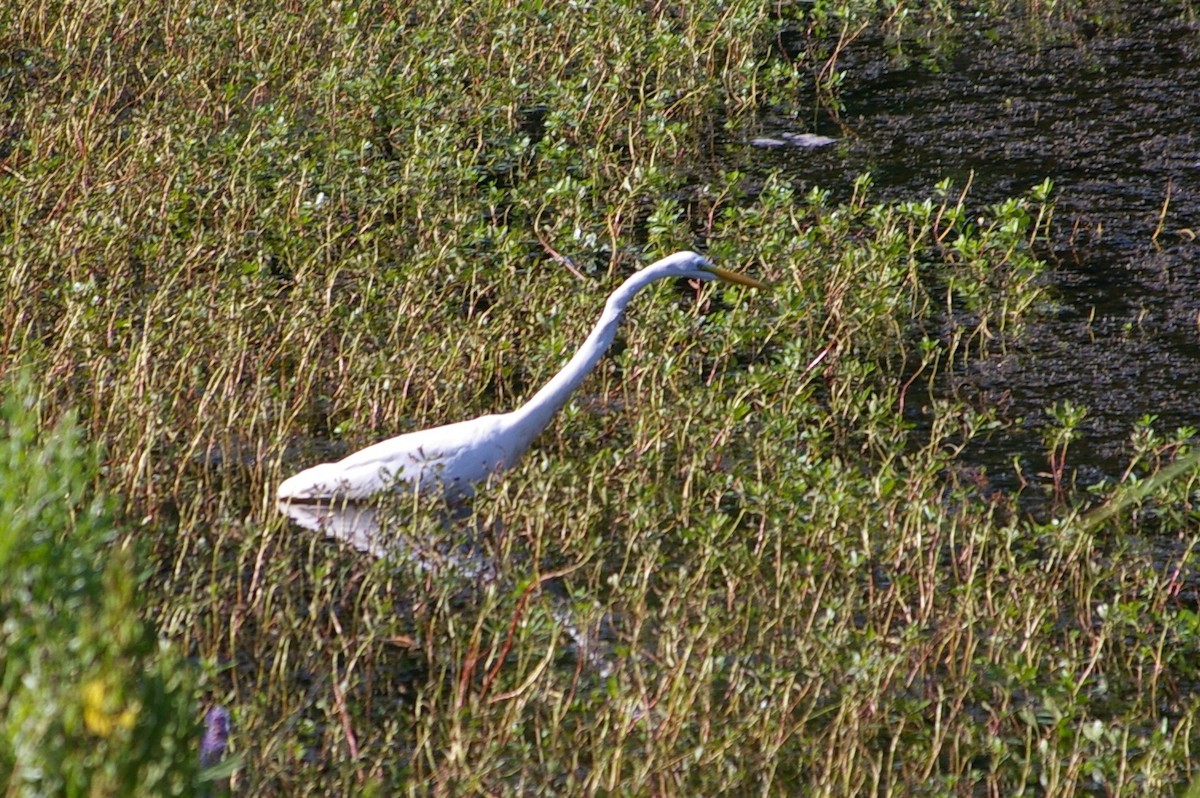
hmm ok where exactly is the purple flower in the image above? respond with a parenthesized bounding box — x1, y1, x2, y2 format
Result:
(199, 706, 231, 768)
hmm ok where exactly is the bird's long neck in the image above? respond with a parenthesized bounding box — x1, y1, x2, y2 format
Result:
(504, 268, 667, 448)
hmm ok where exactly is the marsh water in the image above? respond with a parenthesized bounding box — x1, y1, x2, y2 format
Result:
(743, 4, 1200, 499)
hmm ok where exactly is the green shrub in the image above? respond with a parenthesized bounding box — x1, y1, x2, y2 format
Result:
(0, 378, 204, 796)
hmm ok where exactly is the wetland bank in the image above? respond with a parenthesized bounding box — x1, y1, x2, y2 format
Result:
(3, 0, 1200, 794)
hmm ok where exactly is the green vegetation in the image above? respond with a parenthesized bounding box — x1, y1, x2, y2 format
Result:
(3, 0, 1199, 794)
(0, 379, 204, 794)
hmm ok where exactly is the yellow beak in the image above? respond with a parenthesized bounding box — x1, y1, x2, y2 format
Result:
(706, 264, 771, 290)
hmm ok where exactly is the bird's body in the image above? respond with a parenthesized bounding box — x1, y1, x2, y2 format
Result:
(278, 414, 513, 502)
(277, 251, 766, 504)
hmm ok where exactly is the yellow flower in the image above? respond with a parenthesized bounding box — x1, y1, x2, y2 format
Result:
(81, 677, 137, 737)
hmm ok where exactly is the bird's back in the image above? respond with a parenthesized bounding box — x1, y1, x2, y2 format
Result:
(277, 413, 517, 502)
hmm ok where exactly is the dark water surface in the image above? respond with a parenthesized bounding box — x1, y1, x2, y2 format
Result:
(748, 3, 1200, 494)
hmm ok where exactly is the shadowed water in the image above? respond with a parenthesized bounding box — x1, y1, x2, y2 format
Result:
(744, 3, 1200, 495)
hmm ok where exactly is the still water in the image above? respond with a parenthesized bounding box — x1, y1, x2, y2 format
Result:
(747, 4, 1200, 494)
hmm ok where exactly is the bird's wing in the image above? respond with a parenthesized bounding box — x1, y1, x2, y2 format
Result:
(278, 414, 513, 502)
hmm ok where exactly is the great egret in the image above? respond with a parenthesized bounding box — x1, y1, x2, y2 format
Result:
(277, 251, 767, 504)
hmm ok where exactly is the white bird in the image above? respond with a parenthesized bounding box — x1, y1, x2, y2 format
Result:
(277, 251, 768, 504)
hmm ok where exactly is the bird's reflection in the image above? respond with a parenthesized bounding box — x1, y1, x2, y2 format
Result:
(275, 498, 495, 581)
(276, 497, 613, 676)
(275, 499, 384, 554)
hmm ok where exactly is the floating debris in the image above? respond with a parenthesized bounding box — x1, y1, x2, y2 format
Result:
(751, 132, 837, 149)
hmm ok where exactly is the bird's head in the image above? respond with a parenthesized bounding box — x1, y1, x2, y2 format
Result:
(652, 250, 770, 290)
